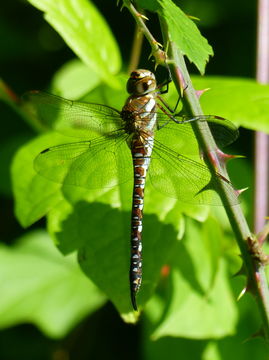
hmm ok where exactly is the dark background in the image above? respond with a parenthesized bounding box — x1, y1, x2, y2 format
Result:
(0, 0, 257, 359)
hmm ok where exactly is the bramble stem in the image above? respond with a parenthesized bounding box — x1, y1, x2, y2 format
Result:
(123, 1, 167, 67)
(166, 40, 269, 340)
(128, 23, 144, 73)
(125, 2, 269, 340)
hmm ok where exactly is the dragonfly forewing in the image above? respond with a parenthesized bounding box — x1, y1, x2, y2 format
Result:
(148, 138, 239, 206)
(23, 91, 124, 139)
(156, 113, 239, 151)
(34, 131, 133, 189)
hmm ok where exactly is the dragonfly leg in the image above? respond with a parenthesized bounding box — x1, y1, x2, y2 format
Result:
(156, 102, 188, 128)
(156, 65, 172, 95)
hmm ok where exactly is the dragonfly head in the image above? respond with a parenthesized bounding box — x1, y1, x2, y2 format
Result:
(127, 69, 157, 96)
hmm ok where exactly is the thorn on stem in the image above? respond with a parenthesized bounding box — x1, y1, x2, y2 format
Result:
(234, 187, 249, 197)
(151, 49, 167, 68)
(137, 13, 149, 21)
(152, 40, 163, 47)
(187, 14, 200, 21)
(215, 149, 245, 166)
(237, 286, 247, 301)
(196, 88, 210, 98)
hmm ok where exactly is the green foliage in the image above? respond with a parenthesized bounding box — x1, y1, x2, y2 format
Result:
(145, 218, 238, 339)
(193, 76, 269, 132)
(0, 230, 105, 338)
(151, 260, 237, 339)
(12, 125, 210, 314)
(137, 0, 213, 74)
(143, 334, 269, 360)
(11, 133, 64, 227)
(51, 58, 102, 98)
(27, 0, 121, 84)
(2, 0, 269, 357)
(0, 134, 31, 196)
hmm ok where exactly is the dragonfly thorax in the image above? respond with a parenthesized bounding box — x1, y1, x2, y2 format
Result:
(121, 93, 157, 134)
(126, 69, 157, 96)
(122, 69, 158, 134)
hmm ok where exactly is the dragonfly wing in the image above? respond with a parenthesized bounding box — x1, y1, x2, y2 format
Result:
(156, 114, 239, 150)
(148, 139, 239, 205)
(34, 132, 133, 189)
(201, 116, 239, 148)
(23, 91, 123, 138)
(155, 119, 199, 156)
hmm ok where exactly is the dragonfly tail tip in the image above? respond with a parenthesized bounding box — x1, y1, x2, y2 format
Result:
(131, 291, 138, 311)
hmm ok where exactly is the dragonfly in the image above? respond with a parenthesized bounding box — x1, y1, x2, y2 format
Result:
(23, 69, 239, 311)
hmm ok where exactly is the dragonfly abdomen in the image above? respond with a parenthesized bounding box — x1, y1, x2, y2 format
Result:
(130, 136, 153, 310)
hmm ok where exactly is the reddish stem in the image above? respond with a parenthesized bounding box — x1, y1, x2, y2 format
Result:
(254, 0, 269, 234)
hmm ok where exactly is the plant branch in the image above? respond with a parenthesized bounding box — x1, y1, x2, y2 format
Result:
(165, 40, 269, 341)
(125, 3, 269, 340)
(123, 1, 167, 66)
(128, 23, 144, 73)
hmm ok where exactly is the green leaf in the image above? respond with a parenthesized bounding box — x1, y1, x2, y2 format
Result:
(143, 334, 207, 360)
(46, 175, 209, 317)
(144, 218, 237, 339)
(0, 134, 31, 196)
(0, 230, 106, 338)
(202, 342, 221, 360)
(192, 76, 269, 133)
(143, 315, 269, 360)
(27, 0, 121, 83)
(137, 0, 213, 74)
(20, 174, 209, 317)
(11, 133, 68, 227)
(82, 73, 128, 108)
(151, 260, 238, 339)
(200, 217, 222, 287)
(51, 59, 102, 99)
(158, 0, 213, 74)
(172, 217, 222, 297)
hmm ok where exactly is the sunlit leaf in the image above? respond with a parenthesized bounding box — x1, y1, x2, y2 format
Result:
(144, 218, 238, 339)
(192, 76, 269, 133)
(0, 230, 106, 338)
(27, 0, 121, 83)
(11, 133, 65, 227)
(137, 0, 213, 74)
(51, 59, 101, 99)
(11, 127, 208, 314)
(47, 180, 208, 318)
(151, 260, 238, 339)
(0, 134, 31, 196)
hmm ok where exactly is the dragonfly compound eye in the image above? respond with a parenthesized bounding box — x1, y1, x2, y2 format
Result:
(127, 76, 157, 95)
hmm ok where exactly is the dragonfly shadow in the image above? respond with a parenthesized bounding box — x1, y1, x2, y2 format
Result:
(147, 239, 208, 326)
(52, 200, 185, 312)
(173, 242, 206, 297)
(52, 200, 212, 311)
